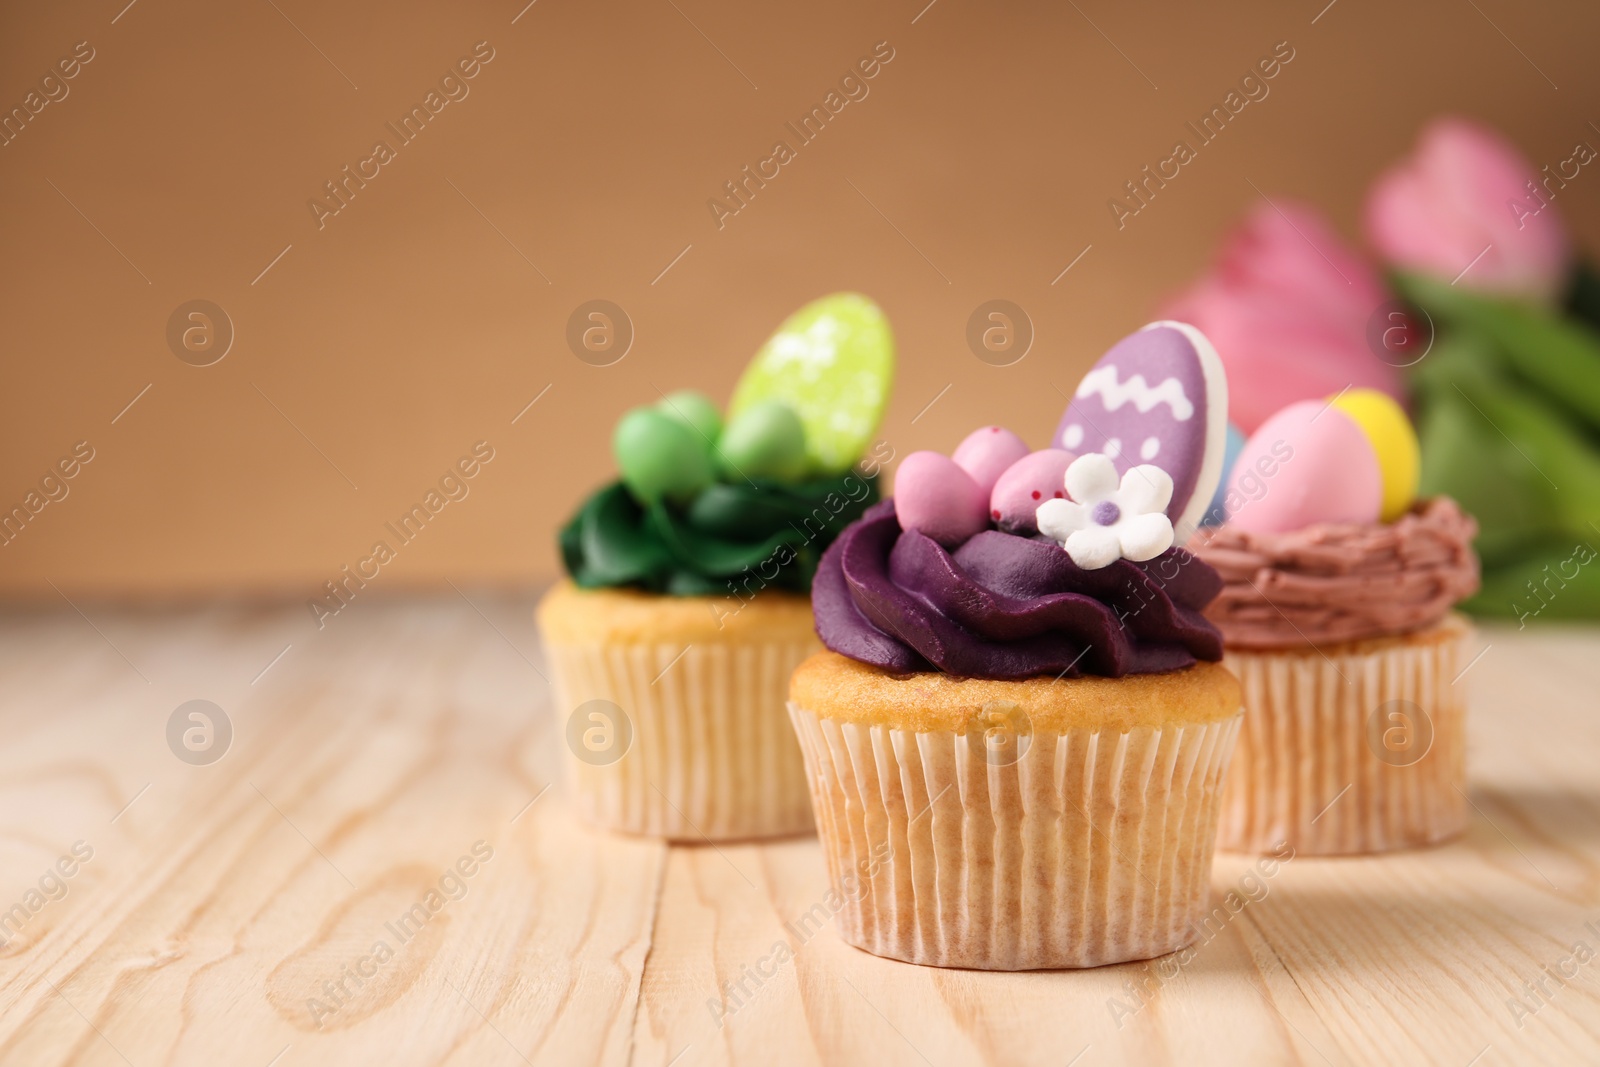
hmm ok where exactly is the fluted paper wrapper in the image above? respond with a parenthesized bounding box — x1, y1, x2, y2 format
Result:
(547, 639, 817, 841)
(787, 705, 1242, 970)
(1216, 618, 1470, 856)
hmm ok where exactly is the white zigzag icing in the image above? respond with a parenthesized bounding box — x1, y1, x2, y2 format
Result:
(1075, 364, 1194, 421)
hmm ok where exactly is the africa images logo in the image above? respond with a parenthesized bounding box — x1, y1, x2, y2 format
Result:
(705, 41, 896, 230)
(307, 42, 496, 230)
(1107, 40, 1296, 230)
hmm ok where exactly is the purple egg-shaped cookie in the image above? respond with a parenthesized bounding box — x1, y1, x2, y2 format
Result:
(1053, 320, 1227, 538)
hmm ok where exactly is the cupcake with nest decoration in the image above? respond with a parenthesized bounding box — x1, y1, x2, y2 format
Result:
(788, 321, 1244, 970)
(1187, 389, 1480, 855)
(539, 293, 894, 841)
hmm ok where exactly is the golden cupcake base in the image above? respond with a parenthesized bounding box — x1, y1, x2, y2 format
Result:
(787, 651, 1242, 969)
(1216, 614, 1471, 856)
(537, 582, 817, 842)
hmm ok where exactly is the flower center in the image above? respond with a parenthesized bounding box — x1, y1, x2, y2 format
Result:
(1091, 501, 1121, 526)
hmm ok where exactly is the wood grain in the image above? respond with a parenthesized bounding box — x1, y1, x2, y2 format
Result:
(0, 601, 1596, 1065)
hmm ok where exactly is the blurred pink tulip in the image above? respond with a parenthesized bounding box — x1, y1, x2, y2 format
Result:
(1161, 199, 1405, 434)
(1364, 117, 1570, 303)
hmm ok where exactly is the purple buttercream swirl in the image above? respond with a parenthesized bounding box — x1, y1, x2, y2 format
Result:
(813, 500, 1225, 680)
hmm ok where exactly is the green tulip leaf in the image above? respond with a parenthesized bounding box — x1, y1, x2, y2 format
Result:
(1398, 271, 1600, 432)
(1469, 539, 1600, 621)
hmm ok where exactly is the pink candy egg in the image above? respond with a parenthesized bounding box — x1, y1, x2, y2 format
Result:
(951, 425, 1031, 496)
(894, 451, 989, 547)
(989, 449, 1076, 534)
(1225, 400, 1381, 534)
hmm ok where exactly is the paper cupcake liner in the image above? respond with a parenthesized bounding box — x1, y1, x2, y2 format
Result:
(546, 638, 818, 841)
(787, 704, 1241, 970)
(1216, 618, 1470, 856)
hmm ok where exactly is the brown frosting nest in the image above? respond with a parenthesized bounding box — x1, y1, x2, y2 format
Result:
(1186, 497, 1480, 650)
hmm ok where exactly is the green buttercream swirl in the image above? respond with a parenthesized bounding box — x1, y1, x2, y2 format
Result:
(559, 474, 880, 596)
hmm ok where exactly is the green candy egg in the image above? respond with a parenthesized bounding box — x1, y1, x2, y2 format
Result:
(718, 400, 807, 481)
(729, 292, 894, 476)
(612, 407, 713, 506)
(655, 389, 722, 443)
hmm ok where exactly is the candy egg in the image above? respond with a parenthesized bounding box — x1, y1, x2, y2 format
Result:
(1225, 400, 1381, 534)
(989, 449, 1076, 535)
(1329, 388, 1419, 522)
(729, 293, 895, 476)
(718, 400, 807, 481)
(655, 389, 723, 442)
(894, 451, 989, 547)
(613, 407, 714, 506)
(951, 426, 1031, 496)
(1201, 424, 1247, 527)
(1055, 320, 1228, 537)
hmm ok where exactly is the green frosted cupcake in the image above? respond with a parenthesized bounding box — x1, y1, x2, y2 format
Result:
(539, 294, 895, 840)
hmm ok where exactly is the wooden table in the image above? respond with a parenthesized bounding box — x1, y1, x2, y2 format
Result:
(0, 597, 1596, 1066)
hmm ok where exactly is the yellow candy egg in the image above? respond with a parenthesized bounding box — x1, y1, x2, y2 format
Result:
(1329, 389, 1419, 521)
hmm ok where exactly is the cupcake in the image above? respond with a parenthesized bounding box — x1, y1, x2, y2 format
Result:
(1188, 389, 1481, 855)
(789, 322, 1245, 969)
(538, 293, 894, 841)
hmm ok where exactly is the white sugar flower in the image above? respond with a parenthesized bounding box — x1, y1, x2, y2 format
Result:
(1035, 453, 1175, 570)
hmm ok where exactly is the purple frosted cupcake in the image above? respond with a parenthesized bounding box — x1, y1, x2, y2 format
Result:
(788, 323, 1247, 969)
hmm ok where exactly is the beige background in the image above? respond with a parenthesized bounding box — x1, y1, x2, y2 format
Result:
(2, 0, 1598, 600)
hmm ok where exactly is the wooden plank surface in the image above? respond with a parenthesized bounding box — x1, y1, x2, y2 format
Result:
(0, 597, 1595, 1066)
